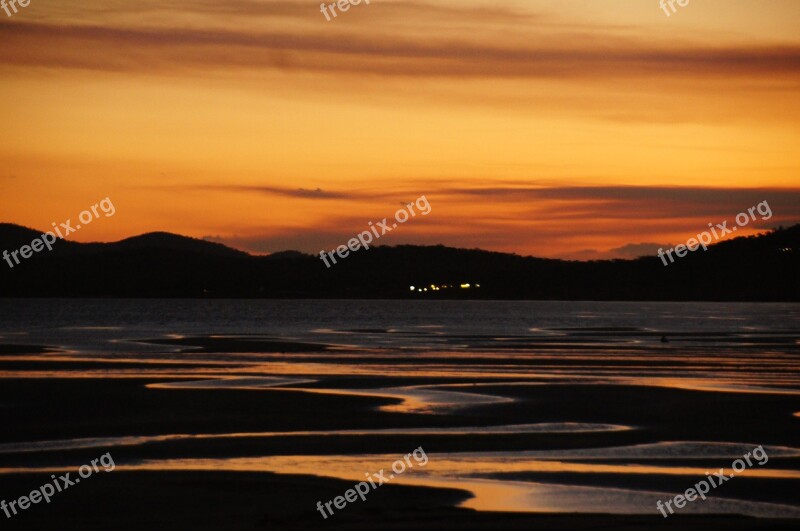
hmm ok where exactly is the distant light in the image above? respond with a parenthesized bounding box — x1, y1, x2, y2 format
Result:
(475, 283, 481, 288)
(460, 283, 470, 289)
(410, 286, 415, 291)
(423, 288, 428, 292)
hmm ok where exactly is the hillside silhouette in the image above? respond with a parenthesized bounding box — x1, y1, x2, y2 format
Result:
(0, 223, 797, 300)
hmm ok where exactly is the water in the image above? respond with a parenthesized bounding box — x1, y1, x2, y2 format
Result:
(1, 299, 798, 350)
(1, 299, 799, 520)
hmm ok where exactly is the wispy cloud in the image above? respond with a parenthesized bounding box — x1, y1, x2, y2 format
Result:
(201, 185, 349, 200)
(445, 185, 800, 219)
(195, 184, 800, 258)
(3, 17, 800, 81)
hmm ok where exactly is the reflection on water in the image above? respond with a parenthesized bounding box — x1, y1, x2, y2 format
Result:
(4, 344, 800, 395)
(5, 451, 800, 518)
(0, 423, 633, 454)
(126, 452, 800, 517)
(148, 377, 316, 389)
(1, 300, 799, 518)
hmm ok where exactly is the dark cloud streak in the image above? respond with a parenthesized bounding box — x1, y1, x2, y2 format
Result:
(3, 20, 800, 80)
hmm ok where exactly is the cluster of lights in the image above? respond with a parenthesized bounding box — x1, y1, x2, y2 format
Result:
(409, 283, 480, 293)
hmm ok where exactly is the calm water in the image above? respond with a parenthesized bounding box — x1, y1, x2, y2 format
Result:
(1, 299, 799, 350)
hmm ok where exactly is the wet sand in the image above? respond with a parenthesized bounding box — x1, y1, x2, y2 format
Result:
(1, 471, 798, 530)
(2, 311, 800, 529)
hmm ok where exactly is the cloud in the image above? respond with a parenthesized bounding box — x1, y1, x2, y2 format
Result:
(445, 185, 800, 221)
(151, 182, 440, 203)
(209, 185, 349, 200)
(3, 17, 800, 82)
(78, 0, 542, 24)
(198, 184, 800, 258)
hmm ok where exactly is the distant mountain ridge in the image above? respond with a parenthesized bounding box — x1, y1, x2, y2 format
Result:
(114, 232, 248, 257)
(0, 222, 798, 300)
(0, 224, 246, 258)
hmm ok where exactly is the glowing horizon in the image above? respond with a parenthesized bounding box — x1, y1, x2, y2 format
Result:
(1, 0, 799, 259)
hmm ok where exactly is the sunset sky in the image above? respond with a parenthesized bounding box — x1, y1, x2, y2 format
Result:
(1, 0, 799, 259)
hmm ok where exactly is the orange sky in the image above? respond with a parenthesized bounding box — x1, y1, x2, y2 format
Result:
(1, 0, 799, 259)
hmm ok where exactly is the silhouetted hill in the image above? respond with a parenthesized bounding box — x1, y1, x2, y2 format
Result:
(0, 223, 82, 253)
(114, 232, 248, 257)
(0, 223, 798, 300)
(0, 224, 40, 243)
(263, 250, 308, 261)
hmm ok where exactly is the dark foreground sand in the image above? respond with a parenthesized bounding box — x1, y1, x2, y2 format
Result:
(1, 471, 798, 531)
(2, 376, 800, 530)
